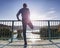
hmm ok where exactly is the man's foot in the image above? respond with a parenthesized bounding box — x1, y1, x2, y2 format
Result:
(24, 43, 27, 47)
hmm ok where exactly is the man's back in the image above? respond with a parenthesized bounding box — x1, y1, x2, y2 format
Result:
(20, 8, 30, 20)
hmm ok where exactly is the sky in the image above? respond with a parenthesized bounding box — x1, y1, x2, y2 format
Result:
(0, 0, 60, 20)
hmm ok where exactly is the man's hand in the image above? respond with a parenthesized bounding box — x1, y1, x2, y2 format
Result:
(16, 15, 21, 21)
(17, 18, 21, 21)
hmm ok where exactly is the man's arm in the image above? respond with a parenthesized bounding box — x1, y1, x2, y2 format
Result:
(16, 9, 21, 21)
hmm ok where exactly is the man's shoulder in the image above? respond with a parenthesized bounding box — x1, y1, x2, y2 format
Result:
(20, 8, 23, 10)
(21, 8, 29, 10)
(20, 8, 29, 11)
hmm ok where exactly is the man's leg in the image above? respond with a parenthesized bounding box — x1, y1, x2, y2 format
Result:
(28, 21, 34, 29)
(23, 23, 27, 45)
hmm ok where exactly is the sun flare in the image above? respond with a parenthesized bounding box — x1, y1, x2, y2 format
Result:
(30, 12, 39, 20)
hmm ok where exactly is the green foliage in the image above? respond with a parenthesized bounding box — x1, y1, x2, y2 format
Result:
(40, 27, 60, 40)
(40, 27, 48, 39)
(0, 28, 12, 39)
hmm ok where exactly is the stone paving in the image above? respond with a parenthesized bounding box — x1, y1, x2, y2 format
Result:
(0, 39, 60, 48)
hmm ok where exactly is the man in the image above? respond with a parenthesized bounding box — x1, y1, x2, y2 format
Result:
(16, 3, 33, 45)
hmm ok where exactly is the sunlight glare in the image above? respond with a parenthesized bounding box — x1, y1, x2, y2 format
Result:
(29, 33, 37, 42)
(30, 12, 39, 20)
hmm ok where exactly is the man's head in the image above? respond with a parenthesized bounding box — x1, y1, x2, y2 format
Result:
(23, 3, 27, 8)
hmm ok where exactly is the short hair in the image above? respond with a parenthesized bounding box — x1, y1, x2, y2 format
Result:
(23, 3, 27, 7)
